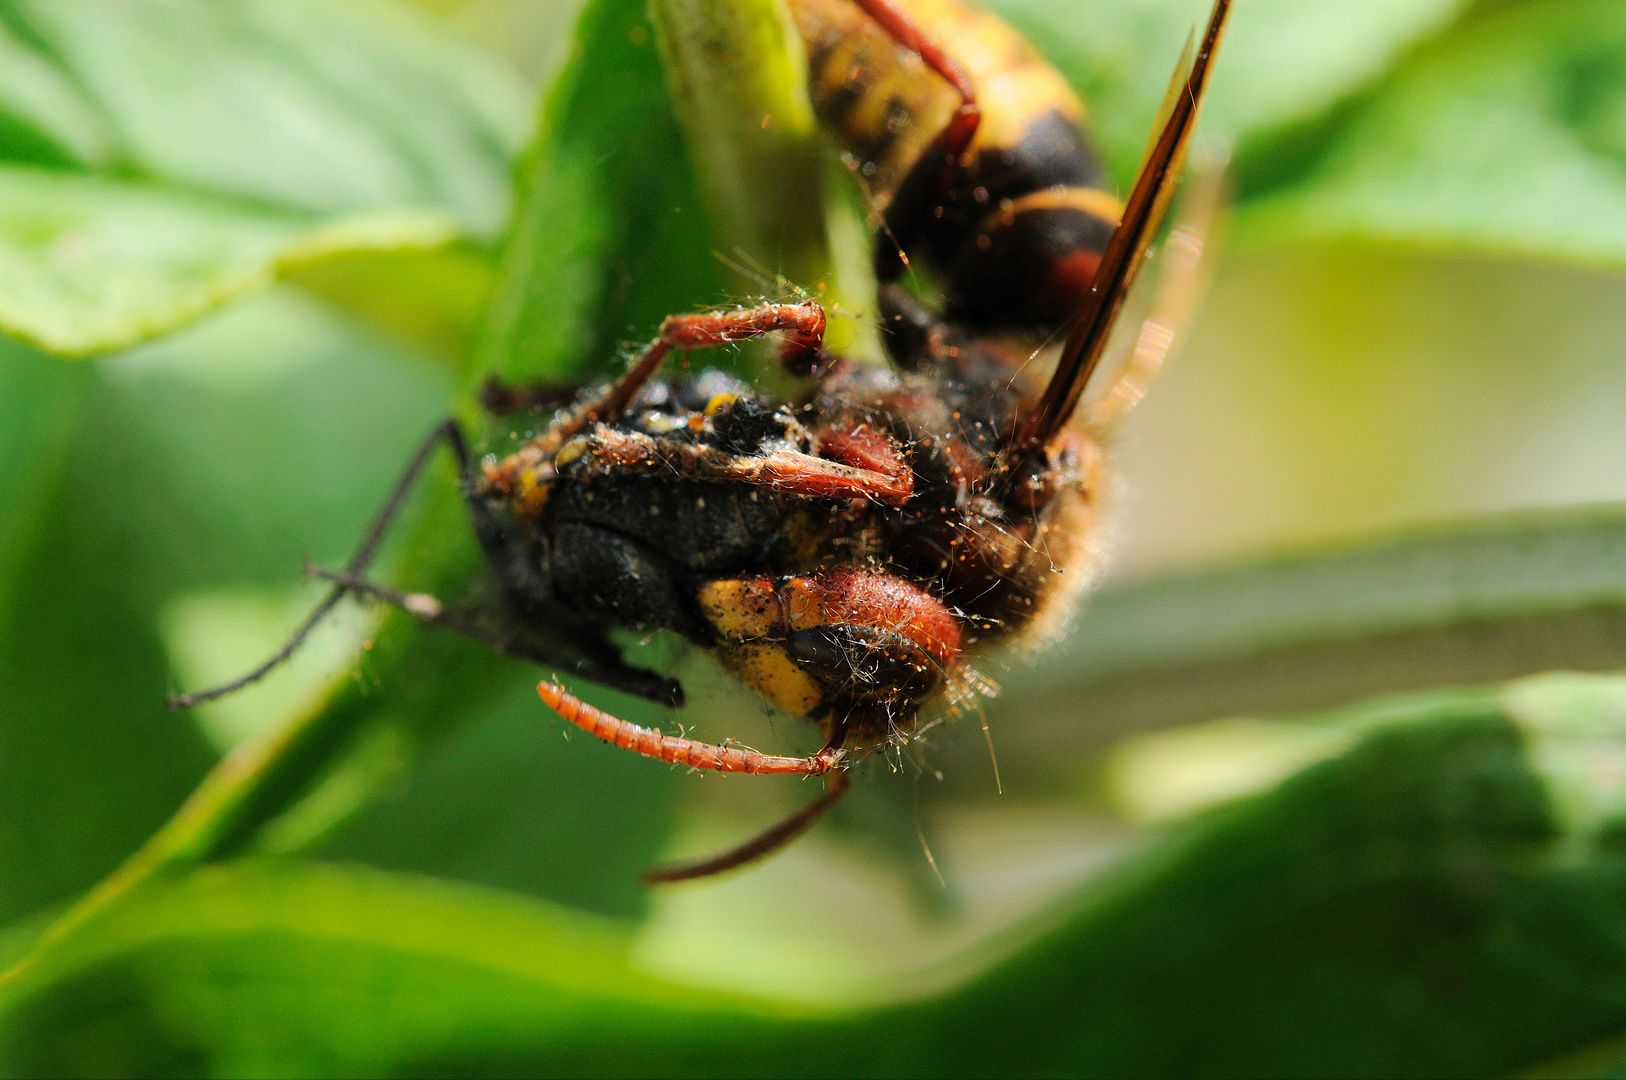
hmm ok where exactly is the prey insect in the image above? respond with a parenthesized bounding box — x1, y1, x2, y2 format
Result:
(171, 0, 1230, 883)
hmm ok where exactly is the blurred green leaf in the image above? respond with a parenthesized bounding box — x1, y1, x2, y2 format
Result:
(7, 0, 742, 946)
(8, 677, 1626, 1076)
(0, 335, 81, 620)
(2, 0, 530, 225)
(477, 0, 729, 385)
(0, 167, 458, 356)
(1522, 1029, 1626, 1079)
(979, 505, 1626, 781)
(988, 0, 1472, 184)
(1233, 0, 1626, 263)
(0, 290, 451, 929)
(0, 0, 530, 355)
(281, 243, 500, 365)
(316, 669, 691, 920)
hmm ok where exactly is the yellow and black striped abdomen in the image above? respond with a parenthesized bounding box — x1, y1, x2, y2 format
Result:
(788, 0, 1124, 330)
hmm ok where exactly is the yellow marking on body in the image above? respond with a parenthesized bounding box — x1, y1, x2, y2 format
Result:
(514, 469, 548, 518)
(783, 577, 827, 631)
(778, 510, 832, 566)
(703, 393, 738, 417)
(791, 0, 1092, 205)
(724, 643, 824, 716)
(639, 410, 688, 434)
(553, 436, 588, 467)
(999, 186, 1123, 225)
(697, 579, 782, 641)
(971, 66, 1085, 151)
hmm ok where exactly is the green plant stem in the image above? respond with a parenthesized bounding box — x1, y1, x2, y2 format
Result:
(649, 0, 829, 292)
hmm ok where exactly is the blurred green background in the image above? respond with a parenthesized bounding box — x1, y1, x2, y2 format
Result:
(4, 0, 1626, 1075)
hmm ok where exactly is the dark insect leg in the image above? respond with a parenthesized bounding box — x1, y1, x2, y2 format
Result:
(167, 417, 623, 709)
(850, 0, 982, 282)
(643, 772, 852, 885)
(479, 376, 581, 416)
(167, 418, 466, 710)
(308, 567, 682, 707)
(1014, 0, 1232, 452)
(642, 718, 853, 884)
(876, 281, 952, 368)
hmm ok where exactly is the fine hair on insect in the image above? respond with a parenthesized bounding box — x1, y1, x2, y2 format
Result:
(171, 0, 1233, 883)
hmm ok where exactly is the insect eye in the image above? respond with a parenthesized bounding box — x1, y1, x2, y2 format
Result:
(787, 626, 848, 670)
(787, 626, 938, 702)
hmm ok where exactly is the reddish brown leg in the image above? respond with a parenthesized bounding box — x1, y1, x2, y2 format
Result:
(851, 0, 975, 102)
(538, 681, 844, 775)
(484, 301, 830, 503)
(597, 301, 827, 426)
(661, 300, 830, 379)
(538, 684, 853, 881)
(643, 771, 852, 884)
(642, 717, 852, 884)
(579, 427, 913, 507)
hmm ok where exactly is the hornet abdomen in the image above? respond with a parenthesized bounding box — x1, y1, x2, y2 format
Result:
(788, 0, 1123, 329)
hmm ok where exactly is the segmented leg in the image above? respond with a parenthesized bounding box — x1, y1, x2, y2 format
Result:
(574, 427, 913, 506)
(484, 301, 830, 505)
(584, 301, 828, 434)
(661, 301, 827, 368)
(306, 567, 683, 707)
(538, 681, 845, 774)
(168, 418, 469, 709)
(643, 770, 852, 884)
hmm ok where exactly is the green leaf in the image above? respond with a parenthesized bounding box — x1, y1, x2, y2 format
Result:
(980, 505, 1626, 782)
(7, 677, 1626, 1076)
(315, 670, 688, 920)
(0, 166, 458, 355)
(0, 335, 82, 622)
(650, 0, 832, 293)
(477, 0, 729, 385)
(5, 0, 529, 227)
(1233, 0, 1626, 264)
(0, 0, 740, 952)
(280, 244, 500, 365)
(0, 0, 530, 355)
(0, 290, 452, 929)
(987, 0, 1472, 184)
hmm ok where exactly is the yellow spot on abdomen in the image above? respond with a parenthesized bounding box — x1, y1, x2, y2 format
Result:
(697, 579, 781, 641)
(723, 643, 824, 716)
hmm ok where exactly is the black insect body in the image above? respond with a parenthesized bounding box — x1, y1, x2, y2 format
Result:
(789, 0, 1128, 335)
(172, 0, 1231, 882)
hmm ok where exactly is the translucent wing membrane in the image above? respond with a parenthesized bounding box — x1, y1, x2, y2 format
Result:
(1016, 0, 1232, 450)
(1082, 154, 1228, 436)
